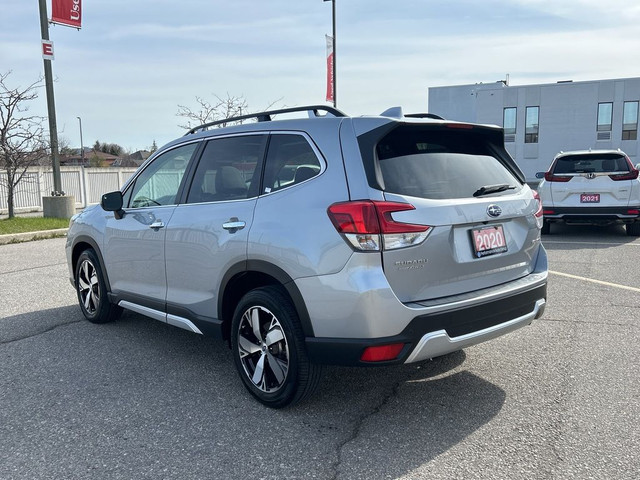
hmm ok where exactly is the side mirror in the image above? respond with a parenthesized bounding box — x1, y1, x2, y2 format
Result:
(635, 163, 640, 170)
(101, 191, 125, 219)
(535, 172, 546, 179)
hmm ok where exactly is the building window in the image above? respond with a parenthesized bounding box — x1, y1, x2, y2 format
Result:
(597, 102, 613, 131)
(622, 101, 638, 140)
(525, 106, 539, 143)
(503, 107, 517, 138)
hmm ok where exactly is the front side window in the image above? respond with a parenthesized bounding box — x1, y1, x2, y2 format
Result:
(262, 134, 322, 193)
(597, 102, 613, 132)
(622, 101, 638, 140)
(503, 107, 517, 135)
(186, 135, 267, 203)
(128, 143, 197, 208)
(525, 106, 539, 143)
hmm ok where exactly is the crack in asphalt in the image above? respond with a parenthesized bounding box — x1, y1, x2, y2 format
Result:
(0, 319, 81, 345)
(0, 262, 67, 276)
(329, 377, 405, 480)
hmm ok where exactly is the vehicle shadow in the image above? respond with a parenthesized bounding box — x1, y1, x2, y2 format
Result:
(1, 307, 506, 480)
(542, 223, 638, 250)
(303, 354, 506, 479)
(0, 304, 82, 344)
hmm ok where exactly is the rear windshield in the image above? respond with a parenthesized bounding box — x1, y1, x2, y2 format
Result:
(375, 128, 521, 200)
(552, 153, 629, 174)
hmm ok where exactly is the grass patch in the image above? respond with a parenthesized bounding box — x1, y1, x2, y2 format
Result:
(0, 217, 69, 235)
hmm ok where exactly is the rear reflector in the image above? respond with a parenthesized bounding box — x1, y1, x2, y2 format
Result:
(445, 123, 474, 129)
(628, 209, 640, 215)
(542, 209, 555, 215)
(360, 343, 405, 362)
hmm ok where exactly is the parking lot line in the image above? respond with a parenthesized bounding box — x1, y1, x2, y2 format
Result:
(549, 270, 640, 293)
(543, 240, 640, 246)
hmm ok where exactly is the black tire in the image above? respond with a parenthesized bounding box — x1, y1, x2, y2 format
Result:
(75, 249, 122, 324)
(626, 222, 640, 236)
(231, 286, 322, 408)
(541, 219, 551, 235)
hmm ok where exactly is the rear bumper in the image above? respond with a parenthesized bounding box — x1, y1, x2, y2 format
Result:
(304, 273, 547, 366)
(544, 205, 640, 224)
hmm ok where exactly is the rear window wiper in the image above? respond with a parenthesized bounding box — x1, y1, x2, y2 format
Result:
(473, 184, 516, 197)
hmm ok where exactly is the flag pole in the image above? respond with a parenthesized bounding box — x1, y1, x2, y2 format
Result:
(38, 0, 63, 195)
(324, 0, 336, 108)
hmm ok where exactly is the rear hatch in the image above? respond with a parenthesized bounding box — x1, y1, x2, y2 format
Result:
(358, 122, 541, 303)
(546, 152, 637, 207)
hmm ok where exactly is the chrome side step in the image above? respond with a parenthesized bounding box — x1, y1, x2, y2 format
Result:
(118, 301, 203, 335)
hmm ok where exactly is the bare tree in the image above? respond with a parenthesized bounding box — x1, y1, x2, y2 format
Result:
(176, 93, 283, 131)
(0, 71, 47, 219)
(176, 93, 249, 130)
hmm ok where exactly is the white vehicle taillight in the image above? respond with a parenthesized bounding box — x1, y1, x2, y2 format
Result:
(327, 200, 431, 251)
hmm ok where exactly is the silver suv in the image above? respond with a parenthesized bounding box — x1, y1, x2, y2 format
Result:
(66, 105, 548, 408)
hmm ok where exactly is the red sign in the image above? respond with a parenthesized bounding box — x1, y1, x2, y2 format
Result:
(325, 35, 334, 103)
(42, 40, 55, 60)
(51, 0, 82, 29)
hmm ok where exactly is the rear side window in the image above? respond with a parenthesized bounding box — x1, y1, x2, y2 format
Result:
(262, 134, 322, 194)
(376, 128, 521, 199)
(552, 153, 629, 174)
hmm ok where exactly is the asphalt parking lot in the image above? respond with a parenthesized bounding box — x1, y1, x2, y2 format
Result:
(1, 226, 638, 480)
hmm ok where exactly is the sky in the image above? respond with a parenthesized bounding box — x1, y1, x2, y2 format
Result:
(2, 0, 640, 153)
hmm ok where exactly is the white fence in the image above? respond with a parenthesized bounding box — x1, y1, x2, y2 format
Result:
(0, 167, 138, 214)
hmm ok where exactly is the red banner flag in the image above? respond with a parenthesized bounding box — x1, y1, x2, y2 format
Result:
(325, 35, 334, 103)
(51, 0, 82, 29)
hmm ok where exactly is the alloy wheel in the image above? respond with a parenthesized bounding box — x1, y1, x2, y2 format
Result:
(237, 305, 290, 393)
(78, 259, 100, 315)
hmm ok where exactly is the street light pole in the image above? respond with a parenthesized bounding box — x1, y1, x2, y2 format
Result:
(324, 0, 337, 108)
(77, 116, 84, 165)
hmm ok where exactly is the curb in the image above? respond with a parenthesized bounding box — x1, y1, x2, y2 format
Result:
(0, 228, 69, 245)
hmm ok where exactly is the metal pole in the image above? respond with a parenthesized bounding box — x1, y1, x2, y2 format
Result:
(332, 0, 336, 108)
(38, 0, 63, 195)
(77, 116, 84, 165)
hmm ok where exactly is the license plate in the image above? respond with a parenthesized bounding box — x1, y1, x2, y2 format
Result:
(580, 193, 600, 203)
(471, 225, 508, 258)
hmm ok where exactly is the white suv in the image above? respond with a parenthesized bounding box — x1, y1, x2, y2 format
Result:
(538, 150, 640, 236)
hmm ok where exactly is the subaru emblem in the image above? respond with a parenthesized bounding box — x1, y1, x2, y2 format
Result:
(487, 205, 502, 218)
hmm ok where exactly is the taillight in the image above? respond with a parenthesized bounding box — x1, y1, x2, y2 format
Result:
(327, 200, 431, 251)
(544, 172, 571, 182)
(532, 191, 543, 218)
(609, 169, 639, 181)
(532, 191, 544, 229)
(360, 343, 405, 362)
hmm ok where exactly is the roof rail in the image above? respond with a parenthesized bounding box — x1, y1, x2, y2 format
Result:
(185, 105, 346, 135)
(405, 113, 445, 120)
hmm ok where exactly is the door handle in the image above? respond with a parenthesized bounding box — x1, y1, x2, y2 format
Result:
(222, 218, 246, 233)
(149, 221, 165, 230)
